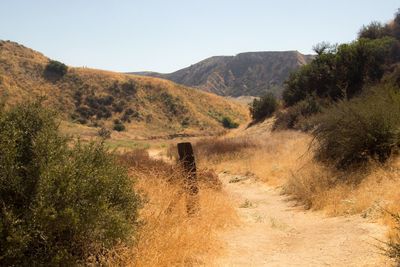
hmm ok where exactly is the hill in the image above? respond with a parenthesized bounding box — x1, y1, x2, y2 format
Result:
(131, 51, 314, 97)
(0, 40, 249, 139)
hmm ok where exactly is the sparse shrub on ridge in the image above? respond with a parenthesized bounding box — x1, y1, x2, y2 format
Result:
(44, 59, 68, 77)
(0, 102, 139, 266)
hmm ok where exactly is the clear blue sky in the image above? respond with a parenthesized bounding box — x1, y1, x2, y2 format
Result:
(1, 0, 399, 73)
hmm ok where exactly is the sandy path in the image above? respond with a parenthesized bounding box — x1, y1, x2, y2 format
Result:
(213, 172, 392, 267)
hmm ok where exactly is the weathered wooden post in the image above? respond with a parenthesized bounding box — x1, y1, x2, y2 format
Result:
(177, 142, 199, 215)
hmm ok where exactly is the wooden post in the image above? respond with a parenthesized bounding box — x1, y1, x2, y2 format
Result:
(177, 142, 199, 214)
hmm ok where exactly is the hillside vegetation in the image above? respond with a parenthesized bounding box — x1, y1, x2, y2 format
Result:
(132, 51, 313, 97)
(0, 41, 248, 139)
(244, 9, 400, 264)
(0, 102, 140, 265)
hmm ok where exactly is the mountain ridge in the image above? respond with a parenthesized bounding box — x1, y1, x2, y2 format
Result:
(130, 51, 314, 97)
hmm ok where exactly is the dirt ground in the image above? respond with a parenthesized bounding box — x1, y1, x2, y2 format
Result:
(211, 173, 393, 267)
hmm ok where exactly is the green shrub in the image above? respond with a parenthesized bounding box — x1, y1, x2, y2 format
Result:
(250, 93, 278, 121)
(112, 100, 126, 113)
(283, 37, 399, 106)
(358, 21, 390, 40)
(160, 92, 186, 116)
(44, 60, 68, 77)
(312, 85, 400, 169)
(113, 119, 126, 131)
(273, 97, 322, 130)
(0, 102, 139, 265)
(221, 116, 239, 129)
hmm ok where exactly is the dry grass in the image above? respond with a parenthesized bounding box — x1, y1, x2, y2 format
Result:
(285, 159, 400, 216)
(203, 122, 400, 264)
(194, 130, 310, 186)
(105, 150, 236, 266)
(194, 137, 257, 158)
(195, 124, 400, 257)
(196, 126, 400, 219)
(0, 40, 249, 140)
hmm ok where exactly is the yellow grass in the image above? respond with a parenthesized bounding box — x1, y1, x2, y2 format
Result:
(195, 125, 400, 219)
(133, 178, 236, 266)
(0, 40, 249, 139)
(105, 153, 237, 266)
(144, 118, 400, 262)
(197, 130, 311, 187)
(176, 120, 400, 262)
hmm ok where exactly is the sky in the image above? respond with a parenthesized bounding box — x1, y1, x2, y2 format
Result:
(0, 0, 399, 73)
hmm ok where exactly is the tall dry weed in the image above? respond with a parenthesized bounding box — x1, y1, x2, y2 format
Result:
(107, 150, 237, 266)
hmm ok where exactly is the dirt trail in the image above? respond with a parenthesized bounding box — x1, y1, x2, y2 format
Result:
(213, 173, 392, 267)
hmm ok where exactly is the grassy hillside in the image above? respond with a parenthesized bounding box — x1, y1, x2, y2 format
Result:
(0, 40, 249, 139)
(131, 51, 314, 97)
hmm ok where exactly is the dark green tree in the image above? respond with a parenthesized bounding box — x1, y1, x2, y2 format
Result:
(250, 93, 278, 120)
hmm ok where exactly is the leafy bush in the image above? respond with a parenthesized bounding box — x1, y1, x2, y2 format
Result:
(160, 92, 187, 116)
(312, 85, 400, 169)
(221, 116, 239, 129)
(0, 102, 139, 265)
(358, 21, 390, 40)
(44, 60, 68, 77)
(250, 93, 278, 121)
(283, 37, 399, 106)
(113, 119, 126, 131)
(121, 108, 139, 123)
(113, 100, 126, 113)
(273, 97, 322, 130)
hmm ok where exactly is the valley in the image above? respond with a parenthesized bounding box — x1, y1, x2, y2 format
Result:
(1, 4, 400, 266)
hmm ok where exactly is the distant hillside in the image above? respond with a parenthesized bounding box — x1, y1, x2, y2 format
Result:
(131, 51, 314, 97)
(0, 41, 248, 139)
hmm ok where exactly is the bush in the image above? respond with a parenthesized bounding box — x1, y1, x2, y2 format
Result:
(98, 126, 111, 139)
(0, 102, 139, 265)
(250, 93, 278, 121)
(312, 85, 400, 169)
(113, 119, 126, 132)
(221, 116, 239, 129)
(283, 37, 399, 106)
(112, 100, 126, 113)
(358, 21, 390, 40)
(273, 97, 322, 130)
(44, 60, 68, 77)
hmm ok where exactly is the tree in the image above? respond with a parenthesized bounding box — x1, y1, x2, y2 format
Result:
(250, 93, 278, 120)
(283, 37, 399, 106)
(358, 21, 389, 39)
(44, 60, 68, 77)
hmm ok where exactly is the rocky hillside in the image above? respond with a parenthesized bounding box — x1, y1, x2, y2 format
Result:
(0, 41, 248, 138)
(132, 51, 314, 97)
